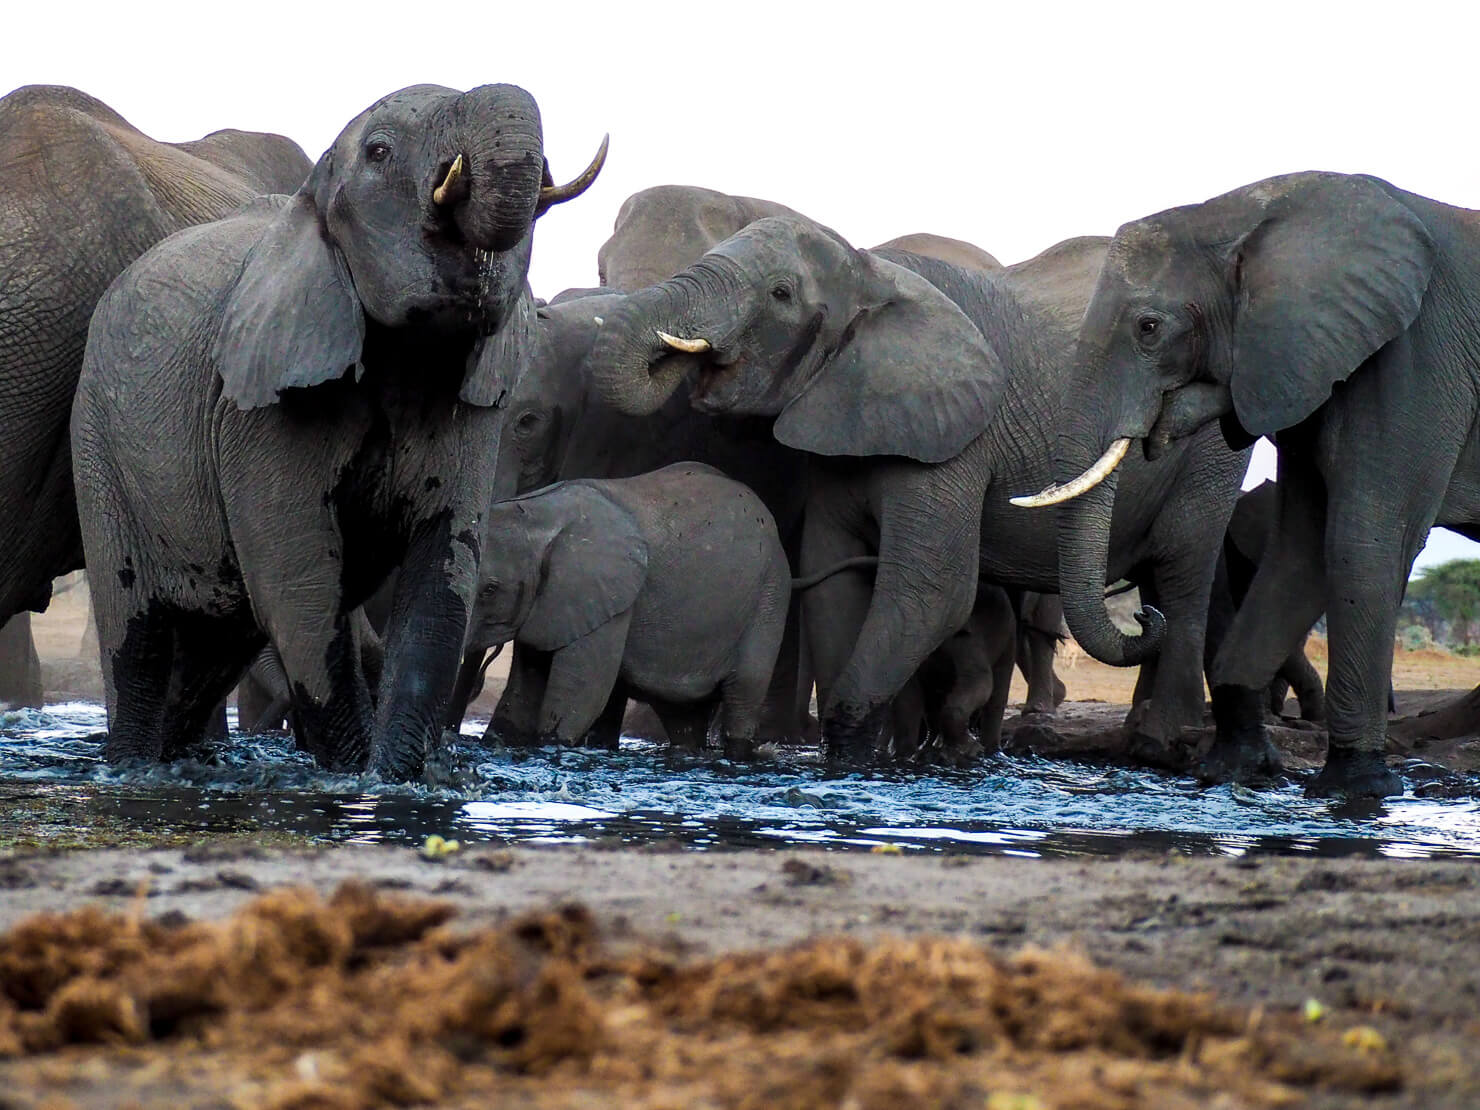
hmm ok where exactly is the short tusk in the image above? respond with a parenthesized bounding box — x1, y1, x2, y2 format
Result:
(535, 134, 609, 216)
(656, 330, 710, 354)
(432, 154, 464, 206)
(1010, 437, 1132, 508)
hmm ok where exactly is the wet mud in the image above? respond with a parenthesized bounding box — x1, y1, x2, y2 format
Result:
(0, 876, 1417, 1109)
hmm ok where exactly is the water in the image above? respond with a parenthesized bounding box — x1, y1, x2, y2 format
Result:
(3, 702, 1479, 860)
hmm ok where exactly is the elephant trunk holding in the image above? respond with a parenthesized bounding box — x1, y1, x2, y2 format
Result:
(71, 83, 604, 779)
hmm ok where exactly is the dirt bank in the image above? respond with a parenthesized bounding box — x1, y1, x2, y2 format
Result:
(4, 844, 1467, 1108)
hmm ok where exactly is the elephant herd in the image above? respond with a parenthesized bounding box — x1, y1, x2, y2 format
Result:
(3, 80, 1479, 799)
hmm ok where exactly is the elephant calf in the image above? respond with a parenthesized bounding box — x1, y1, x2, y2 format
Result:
(467, 464, 792, 755)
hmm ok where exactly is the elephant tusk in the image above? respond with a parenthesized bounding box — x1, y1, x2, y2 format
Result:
(656, 330, 711, 354)
(432, 154, 464, 205)
(1010, 437, 1132, 508)
(535, 134, 609, 217)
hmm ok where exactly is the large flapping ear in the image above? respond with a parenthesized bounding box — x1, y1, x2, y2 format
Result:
(462, 288, 536, 407)
(1229, 174, 1436, 437)
(774, 254, 1004, 463)
(519, 486, 649, 651)
(213, 193, 364, 409)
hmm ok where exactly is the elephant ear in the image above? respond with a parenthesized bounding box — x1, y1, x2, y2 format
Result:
(774, 254, 1004, 463)
(519, 487, 648, 651)
(214, 193, 365, 409)
(1229, 174, 1436, 437)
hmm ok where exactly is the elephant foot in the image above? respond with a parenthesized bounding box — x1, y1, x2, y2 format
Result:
(822, 705, 886, 766)
(1020, 700, 1058, 718)
(488, 720, 544, 748)
(1306, 746, 1402, 800)
(722, 734, 757, 761)
(1126, 730, 1196, 773)
(1001, 719, 1060, 756)
(1196, 732, 1284, 786)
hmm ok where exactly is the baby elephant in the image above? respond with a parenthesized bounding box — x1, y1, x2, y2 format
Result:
(469, 463, 791, 755)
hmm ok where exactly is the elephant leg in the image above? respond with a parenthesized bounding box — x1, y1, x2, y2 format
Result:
(283, 616, 376, 772)
(1277, 637, 1325, 722)
(978, 641, 1018, 756)
(445, 646, 492, 731)
(1017, 593, 1064, 716)
(585, 687, 627, 750)
(758, 592, 808, 741)
(820, 469, 980, 765)
(1207, 466, 1329, 785)
(538, 616, 630, 744)
(887, 676, 927, 761)
(101, 601, 175, 763)
(1127, 570, 1160, 715)
(0, 613, 44, 709)
(157, 617, 260, 760)
(239, 644, 291, 732)
(719, 586, 790, 758)
(797, 513, 874, 734)
(652, 698, 714, 753)
(489, 643, 548, 746)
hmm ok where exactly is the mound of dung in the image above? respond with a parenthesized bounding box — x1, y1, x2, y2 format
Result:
(0, 884, 1399, 1109)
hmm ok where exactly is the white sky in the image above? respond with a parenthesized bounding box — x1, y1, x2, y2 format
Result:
(11, 0, 1479, 571)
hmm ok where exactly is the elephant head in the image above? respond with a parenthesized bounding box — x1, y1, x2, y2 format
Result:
(588, 216, 1003, 465)
(1018, 171, 1435, 666)
(212, 83, 606, 409)
(468, 487, 647, 653)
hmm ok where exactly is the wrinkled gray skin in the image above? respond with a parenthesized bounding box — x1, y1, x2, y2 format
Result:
(1015, 591, 1067, 715)
(467, 464, 791, 755)
(890, 582, 1018, 762)
(1206, 481, 1325, 723)
(0, 87, 309, 709)
(1054, 171, 1480, 799)
(0, 614, 42, 708)
(590, 216, 1245, 763)
(237, 607, 387, 733)
(73, 83, 600, 779)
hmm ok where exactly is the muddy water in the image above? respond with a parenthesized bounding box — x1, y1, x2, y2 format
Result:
(3, 702, 1479, 859)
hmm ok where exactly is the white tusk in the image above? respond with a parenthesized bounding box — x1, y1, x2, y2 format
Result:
(656, 330, 711, 354)
(593, 316, 604, 326)
(432, 154, 464, 206)
(1010, 438, 1132, 508)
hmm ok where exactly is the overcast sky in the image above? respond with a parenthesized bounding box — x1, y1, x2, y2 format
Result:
(11, 0, 1479, 569)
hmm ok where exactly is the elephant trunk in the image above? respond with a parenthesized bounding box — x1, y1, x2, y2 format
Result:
(589, 281, 708, 416)
(1052, 392, 1165, 667)
(444, 84, 546, 253)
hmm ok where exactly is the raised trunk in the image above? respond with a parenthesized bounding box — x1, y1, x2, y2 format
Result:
(1055, 458, 1165, 667)
(451, 85, 544, 253)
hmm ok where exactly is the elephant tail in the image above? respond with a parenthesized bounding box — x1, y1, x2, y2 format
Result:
(791, 556, 880, 591)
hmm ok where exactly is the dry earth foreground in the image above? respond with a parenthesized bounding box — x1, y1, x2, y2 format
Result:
(0, 878, 1407, 1110)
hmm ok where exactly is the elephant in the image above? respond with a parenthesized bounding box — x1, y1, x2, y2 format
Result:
(1207, 481, 1325, 724)
(70, 82, 605, 778)
(588, 214, 1247, 763)
(890, 582, 1018, 762)
(236, 608, 386, 734)
(0, 85, 311, 631)
(1015, 591, 1067, 716)
(466, 464, 792, 755)
(0, 615, 42, 709)
(1028, 170, 1480, 798)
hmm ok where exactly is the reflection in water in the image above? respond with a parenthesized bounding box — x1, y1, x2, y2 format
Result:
(2, 702, 1480, 859)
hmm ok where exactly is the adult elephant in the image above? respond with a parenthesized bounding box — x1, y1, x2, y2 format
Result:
(1026, 171, 1480, 798)
(71, 82, 604, 779)
(588, 216, 1245, 762)
(0, 85, 311, 629)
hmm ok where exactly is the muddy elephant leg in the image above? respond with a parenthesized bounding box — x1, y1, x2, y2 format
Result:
(158, 616, 260, 760)
(489, 642, 548, 746)
(0, 613, 43, 708)
(586, 687, 627, 750)
(1207, 465, 1328, 785)
(101, 600, 175, 762)
(538, 615, 630, 744)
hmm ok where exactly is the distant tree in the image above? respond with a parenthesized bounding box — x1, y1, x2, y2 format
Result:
(1409, 560, 1480, 647)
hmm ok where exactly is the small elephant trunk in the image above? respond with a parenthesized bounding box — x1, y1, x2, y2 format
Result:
(589, 282, 702, 416)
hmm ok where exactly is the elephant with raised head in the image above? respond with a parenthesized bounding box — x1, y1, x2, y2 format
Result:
(72, 82, 604, 778)
(0, 85, 311, 629)
(467, 464, 792, 755)
(588, 215, 1246, 762)
(1028, 170, 1480, 798)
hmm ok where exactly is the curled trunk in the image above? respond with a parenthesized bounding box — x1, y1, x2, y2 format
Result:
(1055, 463, 1165, 667)
(588, 284, 703, 416)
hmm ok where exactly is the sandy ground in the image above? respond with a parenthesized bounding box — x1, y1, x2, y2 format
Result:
(12, 580, 1480, 1106)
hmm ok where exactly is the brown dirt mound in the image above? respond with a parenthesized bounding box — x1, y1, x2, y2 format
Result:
(0, 884, 1400, 1109)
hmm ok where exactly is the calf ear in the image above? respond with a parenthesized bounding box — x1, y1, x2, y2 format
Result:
(519, 488, 648, 651)
(1228, 174, 1435, 437)
(214, 193, 364, 409)
(774, 255, 1003, 463)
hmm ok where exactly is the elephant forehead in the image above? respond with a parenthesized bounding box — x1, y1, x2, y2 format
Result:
(713, 218, 850, 274)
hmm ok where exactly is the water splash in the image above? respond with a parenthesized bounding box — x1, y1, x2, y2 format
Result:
(3, 702, 1479, 859)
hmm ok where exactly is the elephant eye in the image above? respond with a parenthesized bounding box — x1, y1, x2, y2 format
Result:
(771, 284, 792, 302)
(516, 411, 540, 430)
(1137, 316, 1160, 338)
(365, 140, 391, 164)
